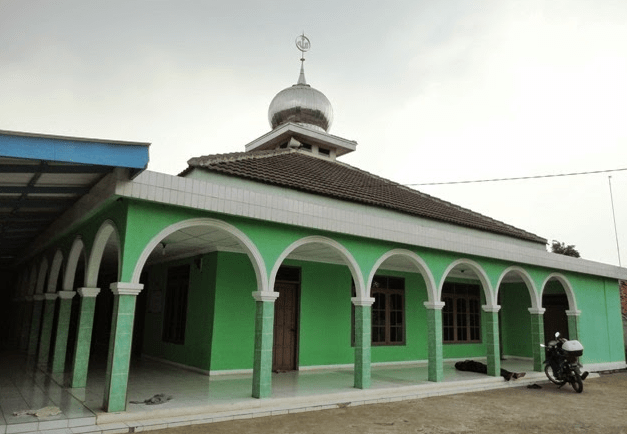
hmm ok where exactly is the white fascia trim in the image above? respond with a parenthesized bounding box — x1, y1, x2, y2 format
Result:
(78, 287, 101, 298)
(120, 170, 627, 280)
(528, 307, 547, 315)
(142, 354, 211, 376)
(501, 356, 533, 361)
(352, 297, 375, 306)
(582, 361, 627, 372)
(299, 360, 429, 371)
(57, 290, 76, 300)
(209, 359, 432, 375)
(110, 282, 144, 295)
(209, 368, 253, 376)
(252, 291, 280, 302)
(244, 123, 357, 156)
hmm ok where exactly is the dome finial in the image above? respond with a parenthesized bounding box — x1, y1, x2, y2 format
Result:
(268, 34, 333, 132)
(295, 33, 310, 85)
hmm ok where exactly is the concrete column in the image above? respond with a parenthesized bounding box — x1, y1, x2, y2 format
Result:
(352, 296, 375, 389)
(103, 283, 143, 412)
(425, 301, 445, 382)
(566, 310, 581, 341)
(251, 291, 279, 399)
(483, 305, 501, 377)
(38, 293, 58, 367)
(529, 307, 546, 372)
(27, 295, 44, 356)
(50, 291, 76, 373)
(70, 288, 101, 388)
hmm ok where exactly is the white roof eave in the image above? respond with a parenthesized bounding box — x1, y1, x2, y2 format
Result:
(245, 123, 357, 156)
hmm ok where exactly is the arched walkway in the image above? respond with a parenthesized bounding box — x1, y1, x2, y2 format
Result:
(368, 249, 440, 382)
(86, 220, 120, 288)
(496, 266, 542, 371)
(267, 236, 367, 391)
(541, 273, 579, 340)
(439, 259, 499, 377)
(132, 218, 267, 293)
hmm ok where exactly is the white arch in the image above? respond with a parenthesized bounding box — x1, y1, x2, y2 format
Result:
(495, 266, 540, 310)
(86, 220, 121, 287)
(540, 273, 578, 312)
(368, 249, 437, 303)
(64, 237, 87, 291)
(26, 263, 38, 296)
(270, 236, 365, 300)
(439, 258, 494, 306)
(131, 218, 268, 293)
(46, 250, 64, 293)
(34, 257, 49, 295)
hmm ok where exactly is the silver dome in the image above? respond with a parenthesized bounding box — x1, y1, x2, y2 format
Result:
(268, 65, 333, 132)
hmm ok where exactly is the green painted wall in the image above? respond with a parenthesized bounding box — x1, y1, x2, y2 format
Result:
(499, 282, 532, 358)
(573, 274, 625, 365)
(142, 253, 217, 370)
(209, 252, 257, 371)
(297, 261, 353, 366)
(292, 263, 432, 366)
(141, 251, 257, 372)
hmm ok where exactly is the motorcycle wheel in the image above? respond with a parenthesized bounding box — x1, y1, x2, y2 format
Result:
(570, 372, 584, 393)
(544, 364, 566, 386)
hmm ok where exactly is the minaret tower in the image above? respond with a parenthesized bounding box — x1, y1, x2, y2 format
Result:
(245, 34, 357, 159)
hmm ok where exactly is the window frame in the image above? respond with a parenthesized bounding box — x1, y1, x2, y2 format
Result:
(352, 275, 406, 347)
(442, 282, 482, 344)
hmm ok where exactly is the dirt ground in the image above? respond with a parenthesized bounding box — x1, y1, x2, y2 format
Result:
(157, 371, 627, 434)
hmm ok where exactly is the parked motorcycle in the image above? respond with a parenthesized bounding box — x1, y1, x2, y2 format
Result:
(541, 332, 588, 393)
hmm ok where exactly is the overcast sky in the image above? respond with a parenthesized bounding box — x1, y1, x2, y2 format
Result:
(2, 0, 627, 266)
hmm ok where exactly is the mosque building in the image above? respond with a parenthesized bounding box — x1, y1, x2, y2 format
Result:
(1, 35, 626, 416)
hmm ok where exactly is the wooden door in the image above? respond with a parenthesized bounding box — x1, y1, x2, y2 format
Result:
(273, 282, 299, 371)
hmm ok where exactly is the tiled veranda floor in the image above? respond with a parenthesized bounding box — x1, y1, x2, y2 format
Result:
(0, 352, 551, 434)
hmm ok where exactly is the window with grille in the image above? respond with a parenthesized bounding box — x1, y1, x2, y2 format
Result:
(162, 264, 190, 344)
(371, 275, 405, 346)
(442, 282, 481, 343)
(351, 275, 405, 346)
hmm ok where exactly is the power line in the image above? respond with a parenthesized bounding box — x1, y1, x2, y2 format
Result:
(406, 167, 627, 187)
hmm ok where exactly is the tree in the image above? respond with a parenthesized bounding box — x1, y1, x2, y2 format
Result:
(549, 240, 580, 258)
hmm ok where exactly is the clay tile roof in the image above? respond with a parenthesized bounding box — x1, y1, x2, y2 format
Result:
(182, 149, 546, 244)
